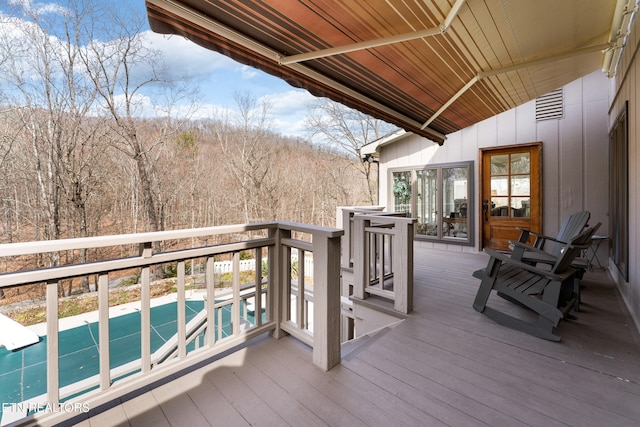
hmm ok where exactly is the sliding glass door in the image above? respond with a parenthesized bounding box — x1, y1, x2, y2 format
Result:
(391, 162, 473, 245)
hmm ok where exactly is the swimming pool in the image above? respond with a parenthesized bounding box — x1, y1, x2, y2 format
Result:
(0, 299, 255, 419)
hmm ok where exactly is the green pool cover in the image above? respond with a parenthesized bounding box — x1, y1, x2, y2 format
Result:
(0, 299, 254, 419)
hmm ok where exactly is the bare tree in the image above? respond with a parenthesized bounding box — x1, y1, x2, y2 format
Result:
(0, 1, 112, 293)
(1, 4, 104, 236)
(78, 3, 197, 234)
(213, 92, 279, 223)
(306, 99, 398, 204)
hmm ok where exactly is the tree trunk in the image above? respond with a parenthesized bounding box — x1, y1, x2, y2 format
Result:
(136, 154, 159, 233)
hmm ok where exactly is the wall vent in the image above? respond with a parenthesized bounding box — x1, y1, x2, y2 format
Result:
(535, 89, 564, 121)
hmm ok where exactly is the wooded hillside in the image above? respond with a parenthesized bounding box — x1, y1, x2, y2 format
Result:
(0, 0, 380, 304)
(0, 112, 370, 244)
(0, 0, 373, 247)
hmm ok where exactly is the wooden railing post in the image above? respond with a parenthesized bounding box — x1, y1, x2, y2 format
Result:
(393, 219, 414, 313)
(340, 208, 353, 269)
(270, 227, 290, 339)
(312, 233, 342, 371)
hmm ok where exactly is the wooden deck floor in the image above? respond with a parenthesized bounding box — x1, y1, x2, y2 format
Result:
(78, 247, 640, 427)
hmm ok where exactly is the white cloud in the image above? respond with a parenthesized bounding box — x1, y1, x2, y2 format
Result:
(8, 0, 68, 17)
(271, 115, 309, 139)
(262, 90, 315, 116)
(240, 65, 258, 80)
(263, 90, 316, 138)
(7, 0, 31, 9)
(0, 7, 318, 140)
(190, 103, 234, 121)
(142, 31, 244, 81)
(186, 90, 315, 139)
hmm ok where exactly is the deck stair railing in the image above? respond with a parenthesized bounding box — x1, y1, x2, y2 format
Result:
(0, 221, 342, 426)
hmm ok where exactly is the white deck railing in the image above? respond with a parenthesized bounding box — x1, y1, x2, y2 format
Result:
(212, 253, 314, 275)
(0, 221, 342, 426)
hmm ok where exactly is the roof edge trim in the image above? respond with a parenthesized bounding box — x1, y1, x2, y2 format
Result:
(360, 129, 411, 157)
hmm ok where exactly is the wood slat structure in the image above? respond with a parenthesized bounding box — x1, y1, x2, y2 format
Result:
(145, 0, 621, 144)
(76, 246, 640, 427)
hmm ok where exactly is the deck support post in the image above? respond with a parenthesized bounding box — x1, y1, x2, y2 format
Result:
(312, 233, 342, 371)
(270, 227, 289, 340)
(393, 219, 414, 313)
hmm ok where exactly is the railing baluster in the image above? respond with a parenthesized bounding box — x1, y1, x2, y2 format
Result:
(233, 252, 241, 336)
(378, 233, 385, 287)
(141, 265, 151, 373)
(46, 280, 60, 406)
(177, 261, 186, 359)
(285, 243, 292, 326)
(98, 274, 110, 390)
(368, 230, 375, 287)
(275, 228, 291, 337)
(256, 249, 263, 326)
(297, 249, 305, 330)
(352, 216, 366, 300)
(139, 242, 152, 373)
(206, 257, 215, 346)
(387, 233, 393, 278)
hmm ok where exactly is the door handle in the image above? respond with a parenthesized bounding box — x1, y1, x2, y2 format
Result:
(482, 199, 489, 222)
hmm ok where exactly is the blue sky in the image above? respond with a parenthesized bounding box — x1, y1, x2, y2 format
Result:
(0, 0, 317, 139)
(143, 27, 316, 138)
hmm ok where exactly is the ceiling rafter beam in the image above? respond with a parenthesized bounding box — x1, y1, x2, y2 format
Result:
(421, 41, 614, 130)
(279, 0, 467, 65)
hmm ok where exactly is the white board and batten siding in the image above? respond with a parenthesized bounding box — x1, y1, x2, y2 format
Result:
(377, 70, 610, 255)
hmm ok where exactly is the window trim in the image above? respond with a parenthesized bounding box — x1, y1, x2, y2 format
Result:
(609, 101, 628, 280)
(389, 161, 474, 246)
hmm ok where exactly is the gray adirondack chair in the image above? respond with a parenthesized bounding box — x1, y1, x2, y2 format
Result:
(512, 211, 592, 310)
(472, 223, 600, 341)
(515, 210, 590, 256)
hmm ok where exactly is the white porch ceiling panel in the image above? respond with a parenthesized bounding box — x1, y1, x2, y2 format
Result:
(145, 0, 624, 144)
